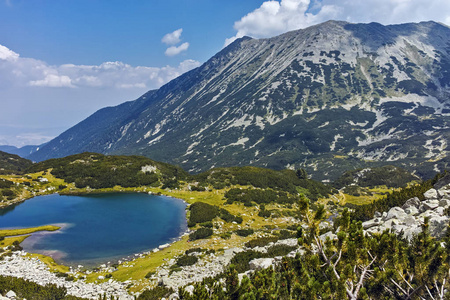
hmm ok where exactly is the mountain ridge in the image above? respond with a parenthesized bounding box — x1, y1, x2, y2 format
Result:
(29, 20, 450, 180)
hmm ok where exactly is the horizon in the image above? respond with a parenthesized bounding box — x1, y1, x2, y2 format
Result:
(1, 0, 450, 147)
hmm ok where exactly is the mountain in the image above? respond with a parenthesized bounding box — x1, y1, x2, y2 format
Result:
(0, 151, 33, 174)
(0, 145, 42, 158)
(29, 21, 450, 181)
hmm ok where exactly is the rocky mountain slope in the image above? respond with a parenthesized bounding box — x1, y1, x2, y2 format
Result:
(29, 21, 450, 180)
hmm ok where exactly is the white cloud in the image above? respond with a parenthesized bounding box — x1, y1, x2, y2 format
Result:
(0, 44, 201, 90)
(165, 42, 190, 57)
(162, 28, 183, 45)
(0, 44, 19, 61)
(225, 0, 450, 46)
(0, 43, 202, 146)
(29, 74, 74, 88)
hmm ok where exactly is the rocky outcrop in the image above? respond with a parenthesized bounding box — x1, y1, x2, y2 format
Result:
(362, 185, 450, 240)
(0, 252, 133, 299)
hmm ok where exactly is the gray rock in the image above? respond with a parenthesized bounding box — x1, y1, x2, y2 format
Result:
(319, 231, 337, 242)
(429, 216, 449, 238)
(422, 200, 440, 211)
(419, 210, 437, 219)
(249, 258, 274, 271)
(384, 207, 407, 221)
(381, 219, 399, 231)
(402, 197, 421, 209)
(435, 207, 445, 216)
(374, 211, 382, 218)
(403, 215, 417, 226)
(404, 206, 419, 216)
(439, 199, 450, 208)
(5, 291, 16, 299)
(424, 189, 438, 199)
(402, 225, 422, 241)
(392, 224, 409, 235)
(362, 219, 379, 229)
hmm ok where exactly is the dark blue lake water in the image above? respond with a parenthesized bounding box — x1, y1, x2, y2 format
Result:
(0, 193, 187, 267)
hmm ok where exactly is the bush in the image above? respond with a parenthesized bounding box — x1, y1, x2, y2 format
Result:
(138, 286, 174, 300)
(190, 185, 206, 191)
(220, 232, 232, 239)
(235, 229, 254, 237)
(277, 230, 296, 239)
(188, 202, 242, 226)
(267, 244, 297, 257)
(189, 228, 213, 241)
(185, 248, 203, 255)
(230, 250, 265, 273)
(175, 255, 198, 267)
(219, 208, 243, 224)
(245, 236, 279, 248)
(258, 209, 271, 218)
(188, 202, 219, 227)
(225, 188, 298, 206)
(199, 221, 213, 228)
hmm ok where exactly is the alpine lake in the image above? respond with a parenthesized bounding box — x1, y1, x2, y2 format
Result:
(0, 193, 188, 267)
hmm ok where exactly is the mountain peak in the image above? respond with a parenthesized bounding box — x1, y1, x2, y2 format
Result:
(30, 21, 450, 180)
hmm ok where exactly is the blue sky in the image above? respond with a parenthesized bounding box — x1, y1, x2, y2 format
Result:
(1, 0, 450, 147)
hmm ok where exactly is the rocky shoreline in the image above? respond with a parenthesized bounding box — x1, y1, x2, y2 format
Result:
(0, 251, 134, 299)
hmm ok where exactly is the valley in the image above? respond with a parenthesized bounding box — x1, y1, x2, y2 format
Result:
(0, 150, 444, 299)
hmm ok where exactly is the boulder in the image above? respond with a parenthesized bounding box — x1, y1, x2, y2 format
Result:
(5, 291, 16, 299)
(402, 215, 417, 227)
(384, 207, 407, 221)
(374, 211, 382, 218)
(435, 207, 445, 216)
(437, 187, 450, 199)
(404, 206, 419, 216)
(429, 216, 449, 238)
(319, 231, 337, 242)
(402, 197, 421, 209)
(362, 219, 380, 229)
(421, 200, 440, 211)
(424, 189, 438, 200)
(402, 225, 422, 241)
(392, 224, 409, 235)
(249, 258, 274, 271)
(439, 199, 450, 208)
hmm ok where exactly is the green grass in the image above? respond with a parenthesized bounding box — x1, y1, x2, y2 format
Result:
(0, 225, 60, 237)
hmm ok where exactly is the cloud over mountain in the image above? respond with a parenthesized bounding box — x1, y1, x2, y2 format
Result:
(225, 0, 450, 45)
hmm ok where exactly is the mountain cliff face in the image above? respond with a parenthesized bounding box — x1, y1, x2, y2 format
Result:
(29, 21, 450, 180)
